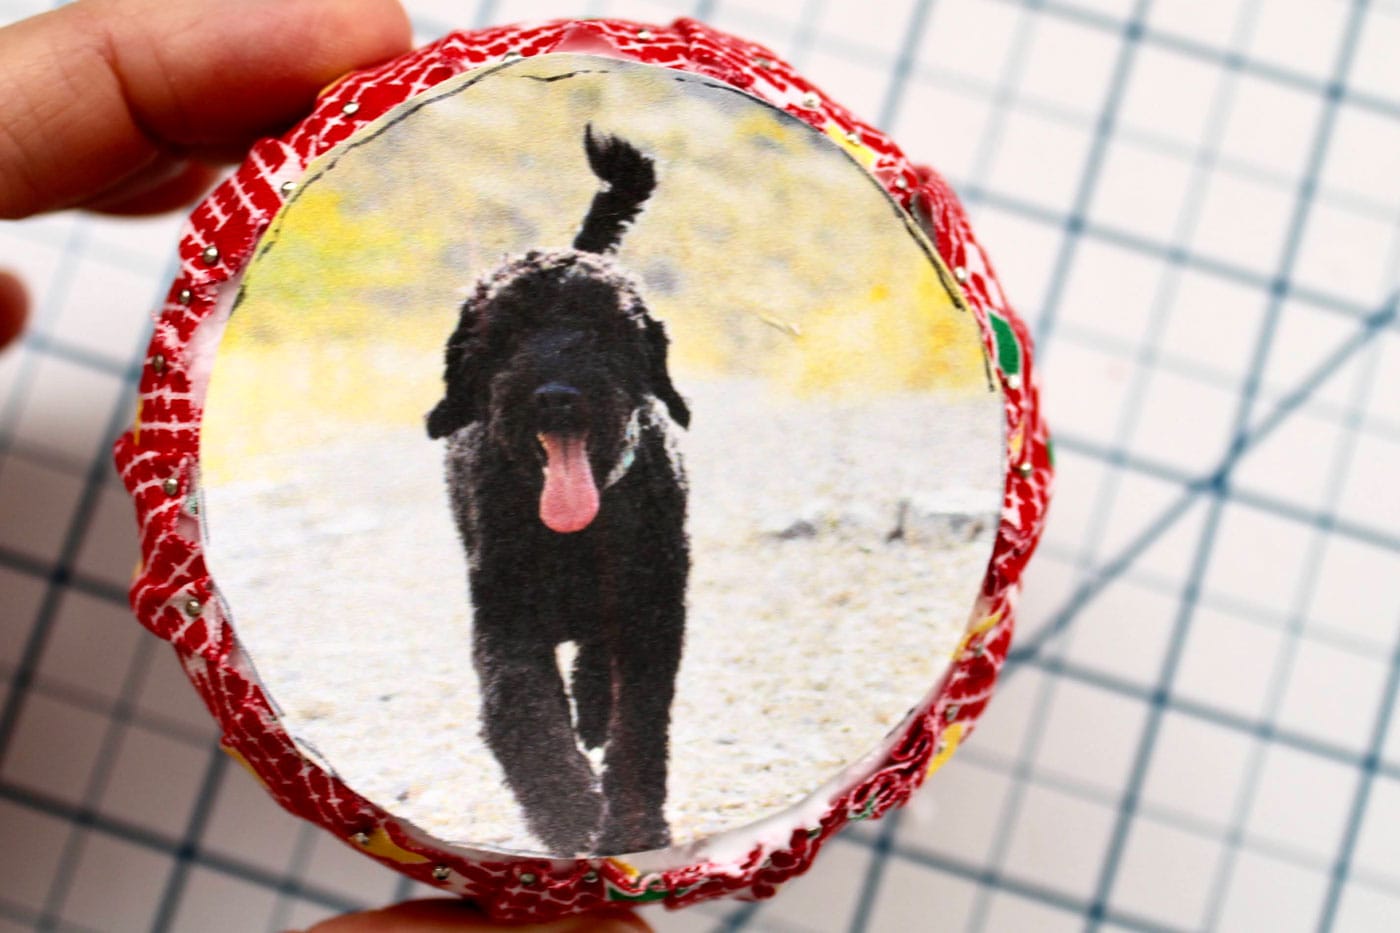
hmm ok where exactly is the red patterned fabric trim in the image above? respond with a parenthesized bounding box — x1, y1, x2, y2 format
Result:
(112, 16, 1051, 921)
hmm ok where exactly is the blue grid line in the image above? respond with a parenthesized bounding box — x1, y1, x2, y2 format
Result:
(846, 809, 903, 932)
(959, 181, 1394, 327)
(9, 331, 129, 378)
(0, 222, 91, 460)
(1320, 608, 1400, 926)
(1009, 289, 1399, 669)
(35, 632, 159, 927)
(957, 0, 1038, 207)
(864, 833, 1188, 933)
(988, 0, 1400, 126)
(267, 824, 330, 933)
(0, 355, 142, 771)
(1011, 649, 1400, 788)
(969, 4, 1257, 921)
(965, 3, 1156, 928)
(0, 542, 129, 605)
(2, 443, 112, 481)
(0, 779, 364, 916)
(5, 673, 212, 750)
(2, 0, 1398, 929)
(1051, 322, 1400, 444)
(1046, 431, 1400, 558)
(719, 901, 761, 931)
(1029, 540, 1394, 663)
(149, 747, 232, 933)
(942, 739, 1400, 907)
(783, 0, 827, 72)
(1084, 4, 1370, 920)
(872, 0, 933, 133)
(1314, 214, 1400, 930)
(1204, 242, 1392, 929)
(1030, 0, 1255, 711)
(1028, 0, 1153, 350)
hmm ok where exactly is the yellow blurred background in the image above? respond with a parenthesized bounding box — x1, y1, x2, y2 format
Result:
(203, 53, 990, 483)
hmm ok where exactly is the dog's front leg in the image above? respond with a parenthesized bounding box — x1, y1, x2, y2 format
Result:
(475, 636, 603, 854)
(596, 629, 681, 854)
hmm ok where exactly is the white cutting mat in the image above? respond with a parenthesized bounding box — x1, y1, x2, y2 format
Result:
(2, 0, 1398, 930)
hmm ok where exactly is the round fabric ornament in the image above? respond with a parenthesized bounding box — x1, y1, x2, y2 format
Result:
(114, 17, 1051, 921)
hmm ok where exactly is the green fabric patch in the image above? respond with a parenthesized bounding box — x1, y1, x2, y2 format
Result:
(989, 313, 1021, 377)
(607, 881, 686, 903)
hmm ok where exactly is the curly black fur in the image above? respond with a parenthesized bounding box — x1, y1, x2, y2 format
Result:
(572, 125, 658, 254)
(426, 129, 688, 855)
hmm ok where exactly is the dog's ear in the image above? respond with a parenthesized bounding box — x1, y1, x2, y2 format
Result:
(641, 316, 690, 429)
(426, 315, 485, 439)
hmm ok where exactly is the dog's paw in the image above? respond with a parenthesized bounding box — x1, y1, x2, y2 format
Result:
(530, 786, 605, 856)
(595, 817, 671, 855)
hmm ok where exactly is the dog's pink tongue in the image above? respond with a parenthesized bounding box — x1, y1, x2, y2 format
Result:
(539, 433, 599, 533)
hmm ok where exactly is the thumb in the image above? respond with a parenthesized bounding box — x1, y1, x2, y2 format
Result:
(0, 271, 26, 351)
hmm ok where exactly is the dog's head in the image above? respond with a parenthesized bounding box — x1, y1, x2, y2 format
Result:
(426, 251, 689, 533)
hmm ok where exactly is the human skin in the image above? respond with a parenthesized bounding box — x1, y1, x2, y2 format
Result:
(0, 0, 413, 347)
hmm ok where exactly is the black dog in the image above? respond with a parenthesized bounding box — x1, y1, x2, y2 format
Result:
(426, 126, 689, 855)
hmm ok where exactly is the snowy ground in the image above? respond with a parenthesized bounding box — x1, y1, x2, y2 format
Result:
(203, 377, 1001, 855)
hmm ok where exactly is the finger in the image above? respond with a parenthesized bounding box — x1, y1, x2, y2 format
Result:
(0, 271, 27, 350)
(301, 899, 652, 933)
(0, 0, 412, 219)
(84, 159, 221, 216)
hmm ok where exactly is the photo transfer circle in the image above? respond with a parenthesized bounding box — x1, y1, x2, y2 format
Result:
(198, 53, 1005, 859)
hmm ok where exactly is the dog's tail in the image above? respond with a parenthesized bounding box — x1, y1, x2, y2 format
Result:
(573, 125, 656, 254)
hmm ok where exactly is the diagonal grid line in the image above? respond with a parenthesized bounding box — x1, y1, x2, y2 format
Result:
(1008, 290, 1398, 669)
(1083, 1, 1372, 923)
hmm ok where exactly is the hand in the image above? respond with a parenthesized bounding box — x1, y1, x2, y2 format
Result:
(0, 0, 413, 349)
(301, 899, 652, 933)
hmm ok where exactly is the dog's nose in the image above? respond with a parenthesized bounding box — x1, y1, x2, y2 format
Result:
(534, 383, 582, 415)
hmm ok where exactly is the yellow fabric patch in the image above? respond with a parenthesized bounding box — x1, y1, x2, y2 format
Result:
(926, 722, 965, 777)
(221, 743, 268, 788)
(607, 857, 641, 880)
(951, 610, 1004, 658)
(359, 826, 430, 864)
(825, 122, 877, 169)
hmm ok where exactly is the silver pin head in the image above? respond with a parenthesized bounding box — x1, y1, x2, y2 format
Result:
(953, 266, 969, 284)
(845, 130, 862, 145)
(432, 865, 451, 882)
(502, 49, 522, 62)
(1017, 461, 1033, 477)
(176, 288, 193, 305)
(151, 354, 166, 374)
(801, 91, 821, 110)
(636, 28, 653, 40)
(518, 871, 537, 885)
(350, 831, 371, 846)
(894, 176, 910, 190)
(341, 100, 361, 116)
(755, 56, 774, 69)
(1005, 372, 1022, 390)
(279, 180, 297, 197)
(200, 245, 220, 266)
(162, 476, 180, 496)
(183, 597, 203, 617)
(945, 704, 960, 720)
(582, 870, 599, 883)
